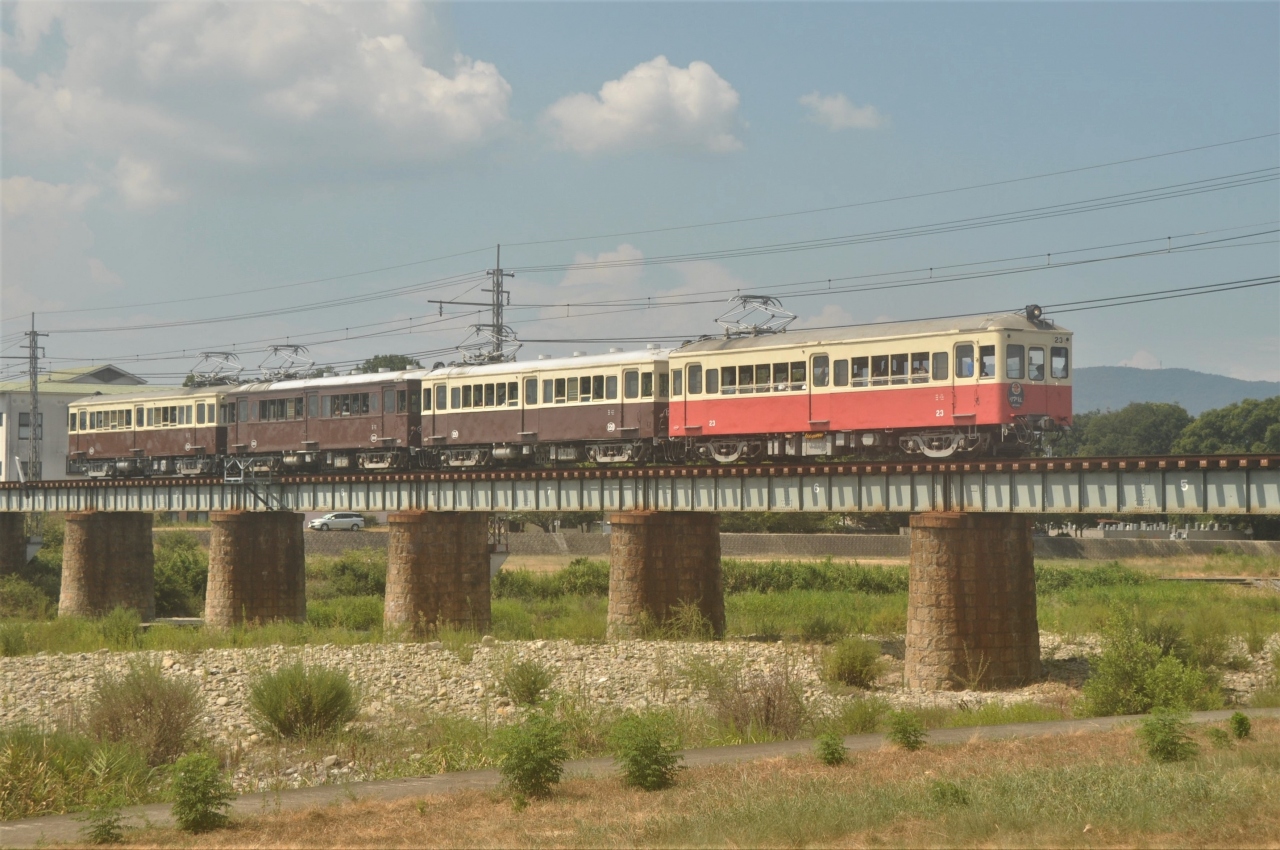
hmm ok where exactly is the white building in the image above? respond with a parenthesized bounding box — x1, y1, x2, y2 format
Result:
(0, 365, 172, 481)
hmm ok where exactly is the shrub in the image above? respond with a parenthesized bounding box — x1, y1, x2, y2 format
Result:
(170, 752, 232, 833)
(557, 558, 611, 597)
(247, 663, 360, 739)
(801, 615, 843, 644)
(153, 532, 208, 617)
(1080, 610, 1221, 717)
(1230, 711, 1252, 740)
(814, 733, 847, 766)
(1205, 727, 1232, 749)
(886, 711, 927, 751)
(306, 596, 383, 630)
(77, 789, 126, 845)
(325, 550, 388, 598)
(609, 710, 684, 790)
(1137, 709, 1198, 763)
(500, 660, 554, 707)
(822, 638, 887, 688)
(495, 712, 568, 798)
(86, 663, 204, 766)
(98, 607, 141, 650)
(0, 574, 54, 619)
(706, 664, 807, 740)
(929, 779, 970, 807)
(1, 621, 28, 657)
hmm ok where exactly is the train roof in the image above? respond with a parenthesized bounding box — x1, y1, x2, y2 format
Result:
(406, 347, 667, 381)
(673, 311, 1067, 355)
(67, 385, 222, 407)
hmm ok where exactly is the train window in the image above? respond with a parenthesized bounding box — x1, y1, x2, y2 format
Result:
(705, 369, 717, 394)
(811, 356, 828, 388)
(979, 345, 996, 378)
(496, 383, 506, 406)
(641, 372, 654, 398)
(687, 364, 702, 394)
(911, 353, 930, 384)
(792, 361, 808, 389)
(197, 404, 206, 425)
(133, 408, 140, 427)
(452, 387, 462, 409)
(543, 379, 553, 404)
(397, 390, 408, 412)
(890, 354, 908, 385)
(659, 373, 670, 397)
(69, 411, 76, 432)
(591, 375, 603, 401)
(437, 385, 448, 411)
(210, 403, 218, 422)
(309, 395, 320, 418)
(462, 386, 473, 408)
(525, 378, 537, 405)
(186, 406, 194, 424)
(384, 389, 395, 413)
(485, 383, 496, 407)
(473, 384, 483, 407)
(624, 370, 640, 399)
(1005, 344, 1025, 380)
(1028, 347, 1045, 381)
(755, 364, 772, 391)
(410, 390, 421, 411)
(772, 363, 788, 390)
(871, 355, 890, 386)
(80, 410, 87, 431)
(1051, 346, 1069, 379)
(146, 408, 153, 427)
(239, 399, 249, 422)
(554, 378, 567, 403)
(508, 382, 519, 406)
(716, 366, 732, 394)
(368, 393, 378, 414)
(932, 352, 949, 381)
(606, 375, 618, 399)
(576, 376, 589, 402)
(833, 359, 849, 387)
(672, 369, 683, 395)
(956, 345, 974, 378)
(851, 357, 869, 387)
(567, 378, 579, 402)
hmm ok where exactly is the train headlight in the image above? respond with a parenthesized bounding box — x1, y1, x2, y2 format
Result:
(1025, 304, 1043, 321)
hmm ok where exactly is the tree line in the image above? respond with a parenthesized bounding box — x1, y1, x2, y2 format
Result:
(1055, 396, 1280, 457)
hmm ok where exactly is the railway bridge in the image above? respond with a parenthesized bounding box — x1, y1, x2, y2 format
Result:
(2, 454, 1276, 691)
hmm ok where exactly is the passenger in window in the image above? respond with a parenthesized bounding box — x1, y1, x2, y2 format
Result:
(738, 365, 754, 394)
(591, 376, 603, 400)
(1028, 347, 1045, 381)
(1006, 344, 1025, 380)
(641, 372, 653, 398)
(496, 383, 506, 405)
(580, 375, 592, 401)
(772, 363, 788, 391)
(956, 345, 975, 378)
(793, 361, 809, 389)
(979, 345, 996, 378)
(720, 367, 735, 394)
(910, 353, 929, 384)
(810, 356, 826, 388)
(871, 355, 889, 386)
(756, 364, 771, 391)
(890, 354, 908, 385)
(851, 357, 869, 387)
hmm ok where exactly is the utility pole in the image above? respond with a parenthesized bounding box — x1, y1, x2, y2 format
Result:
(484, 245, 514, 359)
(21, 314, 47, 481)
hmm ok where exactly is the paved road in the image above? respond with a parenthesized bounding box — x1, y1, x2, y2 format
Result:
(2, 708, 1275, 849)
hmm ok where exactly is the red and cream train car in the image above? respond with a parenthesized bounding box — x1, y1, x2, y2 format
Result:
(667, 311, 1071, 460)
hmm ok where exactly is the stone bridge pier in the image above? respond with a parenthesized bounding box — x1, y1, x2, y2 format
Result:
(383, 511, 492, 634)
(59, 511, 155, 620)
(204, 511, 305, 627)
(905, 513, 1041, 690)
(0, 513, 26, 576)
(607, 511, 725, 639)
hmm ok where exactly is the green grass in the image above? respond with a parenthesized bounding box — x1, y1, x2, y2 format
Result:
(1037, 579, 1280, 639)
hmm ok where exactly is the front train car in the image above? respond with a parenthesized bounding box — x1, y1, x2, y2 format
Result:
(667, 309, 1071, 460)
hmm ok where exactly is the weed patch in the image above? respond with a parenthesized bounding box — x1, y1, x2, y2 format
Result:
(609, 710, 684, 791)
(1138, 710, 1198, 763)
(495, 711, 568, 798)
(86, 663, 204, 766)
(248, 663, 361, 739)
(822, 638, 887, 688)
(171, 752, 232, 833)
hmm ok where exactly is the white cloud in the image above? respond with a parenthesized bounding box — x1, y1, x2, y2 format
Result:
(560, 244, 644, 289)
(87, 257, 123, 289)
(1119, 349, 1162, 369)
(543, 56, 742, 154)
(1, 175, 99, 222)
(793, 303, 855, 330)
(800, 91, 886, 131)
(112, 156, 182, 209)
(1, 1, 512, 202)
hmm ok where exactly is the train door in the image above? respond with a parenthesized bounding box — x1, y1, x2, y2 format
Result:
(305, 393, 319, 441)
(429, 382, 447, 440)
(379, 385, 395, 445)
(235, 395, 251, 448)
(621, 368, 641, 432)
(520, 375, 538, 439)
(952, 342, 977, 420)
(809, 353, 831, 427)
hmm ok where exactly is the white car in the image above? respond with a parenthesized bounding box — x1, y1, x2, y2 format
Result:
(309, 512, 365, 531)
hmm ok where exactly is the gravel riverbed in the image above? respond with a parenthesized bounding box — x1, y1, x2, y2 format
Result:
(2, 633, 1275, 793)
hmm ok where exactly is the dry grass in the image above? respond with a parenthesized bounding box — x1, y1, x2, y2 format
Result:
(114, 718, 1280, 849)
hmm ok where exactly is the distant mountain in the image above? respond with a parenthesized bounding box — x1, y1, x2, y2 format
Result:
(1073, 367, 1280, 416)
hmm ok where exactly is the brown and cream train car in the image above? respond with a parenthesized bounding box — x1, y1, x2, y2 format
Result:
(68, 389, 227, 477)
(413, 348, 671, 466)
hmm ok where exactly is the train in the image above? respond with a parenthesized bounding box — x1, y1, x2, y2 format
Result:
(66, 309, 1072, 478)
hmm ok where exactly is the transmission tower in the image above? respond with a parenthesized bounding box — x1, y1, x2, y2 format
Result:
(21, 314, 47, 481)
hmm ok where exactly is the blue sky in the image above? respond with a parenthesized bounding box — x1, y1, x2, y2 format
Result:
(2, 2, 1277, 386)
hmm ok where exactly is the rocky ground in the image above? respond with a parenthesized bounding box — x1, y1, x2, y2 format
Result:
(2, 633, 1275, 794)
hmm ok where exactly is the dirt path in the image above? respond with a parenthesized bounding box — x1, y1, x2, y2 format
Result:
(3, 707, 1275, 849)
